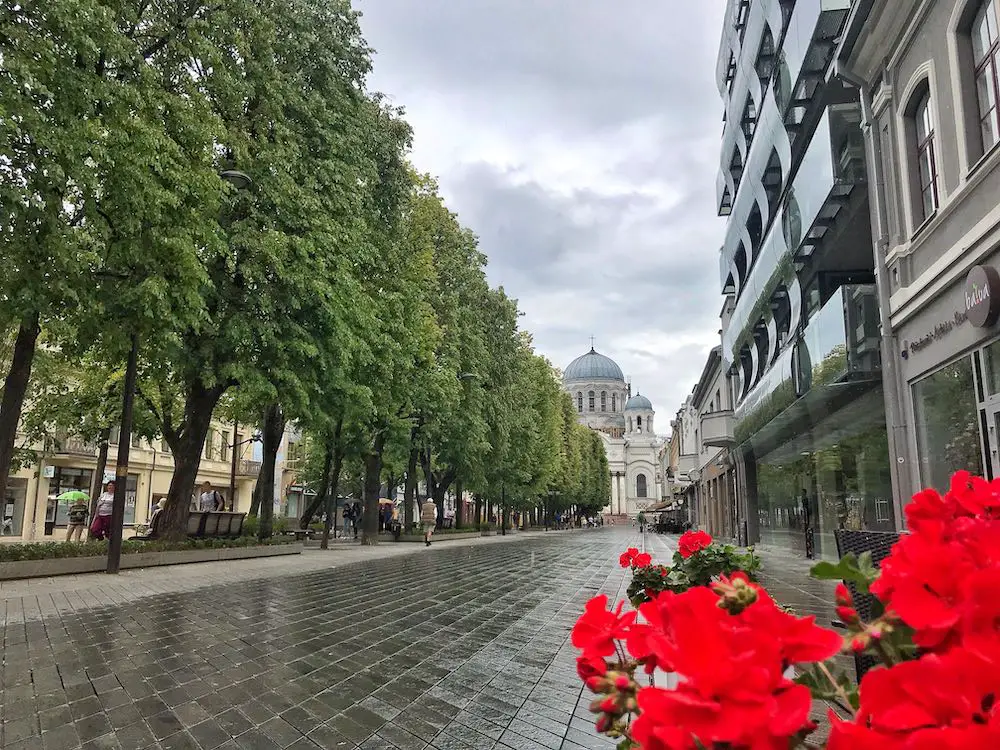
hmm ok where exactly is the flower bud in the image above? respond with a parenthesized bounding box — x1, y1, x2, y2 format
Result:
(595, 715, 612, 733)
(836, 605, 858, 624)
(835, 582, 853, 607)
(614, 675, 631, 691)
(599, 696, 618, 714)
(850, 636, 867, 653)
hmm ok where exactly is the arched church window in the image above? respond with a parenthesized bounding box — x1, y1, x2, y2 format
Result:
(612, 393, 617, 411)
(588, 391, 595, 411)
(600, 391, 607, 411)
(636, 474, 648, 498)
(637, 415, 642, 430)
(577, 392, 583, 412)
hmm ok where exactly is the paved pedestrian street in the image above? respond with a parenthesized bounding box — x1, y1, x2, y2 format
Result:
(0, 530, 646, 750)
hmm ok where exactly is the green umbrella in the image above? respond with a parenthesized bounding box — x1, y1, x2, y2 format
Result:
(57, 491, 90, 502)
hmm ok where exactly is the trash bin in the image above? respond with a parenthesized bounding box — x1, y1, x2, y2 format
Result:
(44, 520, 55, 536)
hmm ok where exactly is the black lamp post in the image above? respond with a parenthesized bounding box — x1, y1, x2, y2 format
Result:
(106, 169, 252, 574)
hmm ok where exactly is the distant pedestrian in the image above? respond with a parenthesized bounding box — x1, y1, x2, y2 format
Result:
(199, 482, 224, 512)
(420, 498, 437, 547)
(351, 502, 362, 539)
(341, 503, 353, 537)
(66, 498, 89, 542)
(90, 481, 115, 541)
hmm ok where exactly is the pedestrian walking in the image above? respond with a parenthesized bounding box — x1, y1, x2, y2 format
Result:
(66, 497, 89, 541)
(350, 501, 362, 539)
(90, 481, 115, 541)
(420, 498, 437, 547)
(341, 502, 353, 537)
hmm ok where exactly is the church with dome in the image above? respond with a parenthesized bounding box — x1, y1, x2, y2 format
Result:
(562, 347, 663, 518)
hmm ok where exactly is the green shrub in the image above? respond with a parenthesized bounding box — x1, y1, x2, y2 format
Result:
(242, 515, 259, 537)
(0, 535, 296, 563)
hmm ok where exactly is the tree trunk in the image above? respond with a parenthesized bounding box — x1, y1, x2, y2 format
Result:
(474, 494, 482, 527)
(0, 312, 40, 503)
(307, 442, 334, 532)
(160, 381, 226, 540)
(360, 431, 385, 545)
(454, 478, 463, 529)
(255, 403, 285, 540)
(320, 418, 345, 550)
(87, 429, 111, 539)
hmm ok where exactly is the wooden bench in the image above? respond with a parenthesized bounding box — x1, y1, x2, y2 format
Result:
(833, 528, 902, 682)
(133, 510, 247, 540)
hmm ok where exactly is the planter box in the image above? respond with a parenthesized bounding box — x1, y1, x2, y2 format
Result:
(0, 543, 302, 581)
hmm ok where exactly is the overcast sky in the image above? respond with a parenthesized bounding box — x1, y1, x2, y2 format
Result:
(356, 1, 727, 432)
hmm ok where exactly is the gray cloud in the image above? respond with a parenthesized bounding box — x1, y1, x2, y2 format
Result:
(356, 0, 727, 424)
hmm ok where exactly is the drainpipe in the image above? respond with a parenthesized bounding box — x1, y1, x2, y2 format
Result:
(836, 58, 913, 527)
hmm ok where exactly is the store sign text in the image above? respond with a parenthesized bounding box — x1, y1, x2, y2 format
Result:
(904, 309, 968, 357)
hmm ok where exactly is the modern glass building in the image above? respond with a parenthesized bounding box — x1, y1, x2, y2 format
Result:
(715, 0, 896, 559)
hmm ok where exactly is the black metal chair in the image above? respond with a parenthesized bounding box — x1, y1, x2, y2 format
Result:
(833, 528, 902, 681)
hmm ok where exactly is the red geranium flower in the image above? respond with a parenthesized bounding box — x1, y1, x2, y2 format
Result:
(576, 654, 607, 692)
(620, 548, 640, 568)
(633, 552, 652, 568)
(571, 594, 635, 659)
(678, 530, 712, 558)
(827, 647, 1000, 749)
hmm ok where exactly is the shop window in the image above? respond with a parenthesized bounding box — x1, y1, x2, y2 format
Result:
(913, 357, 983, 491)
(3, 477, 28, 536)
(47, 467, 94, 529)
(636, 474, 648, 498)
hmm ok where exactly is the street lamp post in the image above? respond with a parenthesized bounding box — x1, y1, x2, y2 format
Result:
(106, 333, 138, 574)
(229, 427, 262, 512)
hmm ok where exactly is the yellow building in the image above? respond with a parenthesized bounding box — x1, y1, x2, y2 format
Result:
(3, 425, 261, 542)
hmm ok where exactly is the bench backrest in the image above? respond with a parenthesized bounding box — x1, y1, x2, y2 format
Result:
(187, 511, 209, 536)
(834, 528, 902, 680)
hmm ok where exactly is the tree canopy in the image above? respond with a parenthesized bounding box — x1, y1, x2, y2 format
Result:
(0, 0, 612, 541)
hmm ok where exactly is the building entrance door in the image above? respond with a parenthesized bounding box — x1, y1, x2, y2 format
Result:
(984, 402, 1000, 480)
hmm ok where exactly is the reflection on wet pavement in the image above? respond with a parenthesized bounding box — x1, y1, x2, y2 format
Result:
(1, 529, 640, 749)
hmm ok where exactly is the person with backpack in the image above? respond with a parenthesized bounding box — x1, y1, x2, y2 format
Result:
(199, 482, 224, 512)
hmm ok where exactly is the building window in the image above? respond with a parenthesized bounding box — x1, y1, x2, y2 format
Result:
(205, 429, 216, 460)
(612, 393, 617, 412)
(588, 391, 595, 411)
(637, 415, 643, 431)
(636, 474, 648, 498)
(973, 0, 1000, 153)
(601, 391, 607, 412)
(913, 357, 983, 491)
(221, 432, 230, 462)
(914, 92, 939, 220)
(577, 392, 583, 412)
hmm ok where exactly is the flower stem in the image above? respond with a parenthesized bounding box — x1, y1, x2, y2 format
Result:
(818, 662, 856, 718)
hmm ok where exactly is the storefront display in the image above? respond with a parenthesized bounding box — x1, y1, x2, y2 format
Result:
(754, 389, 895, 559)
(912, 357, 983, 492)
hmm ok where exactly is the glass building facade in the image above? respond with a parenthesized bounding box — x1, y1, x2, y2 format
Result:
(715, 0, 895, 558)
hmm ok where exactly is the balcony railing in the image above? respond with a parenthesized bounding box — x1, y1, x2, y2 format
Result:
(700, 410, 736, 448)
(238, 460, 262, 477)
(50, 435, 98, 457)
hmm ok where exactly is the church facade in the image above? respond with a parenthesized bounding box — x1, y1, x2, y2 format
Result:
(562, 348, 663, 518)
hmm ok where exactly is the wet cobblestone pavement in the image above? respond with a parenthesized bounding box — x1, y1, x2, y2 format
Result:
(0, 529, 645, 750)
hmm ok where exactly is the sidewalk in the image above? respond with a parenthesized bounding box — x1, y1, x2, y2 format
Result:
(0, 530, 549, 625)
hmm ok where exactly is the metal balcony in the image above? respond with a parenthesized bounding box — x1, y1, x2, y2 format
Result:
(238, 460, 262, 477)
(50, 435, 98, 457)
